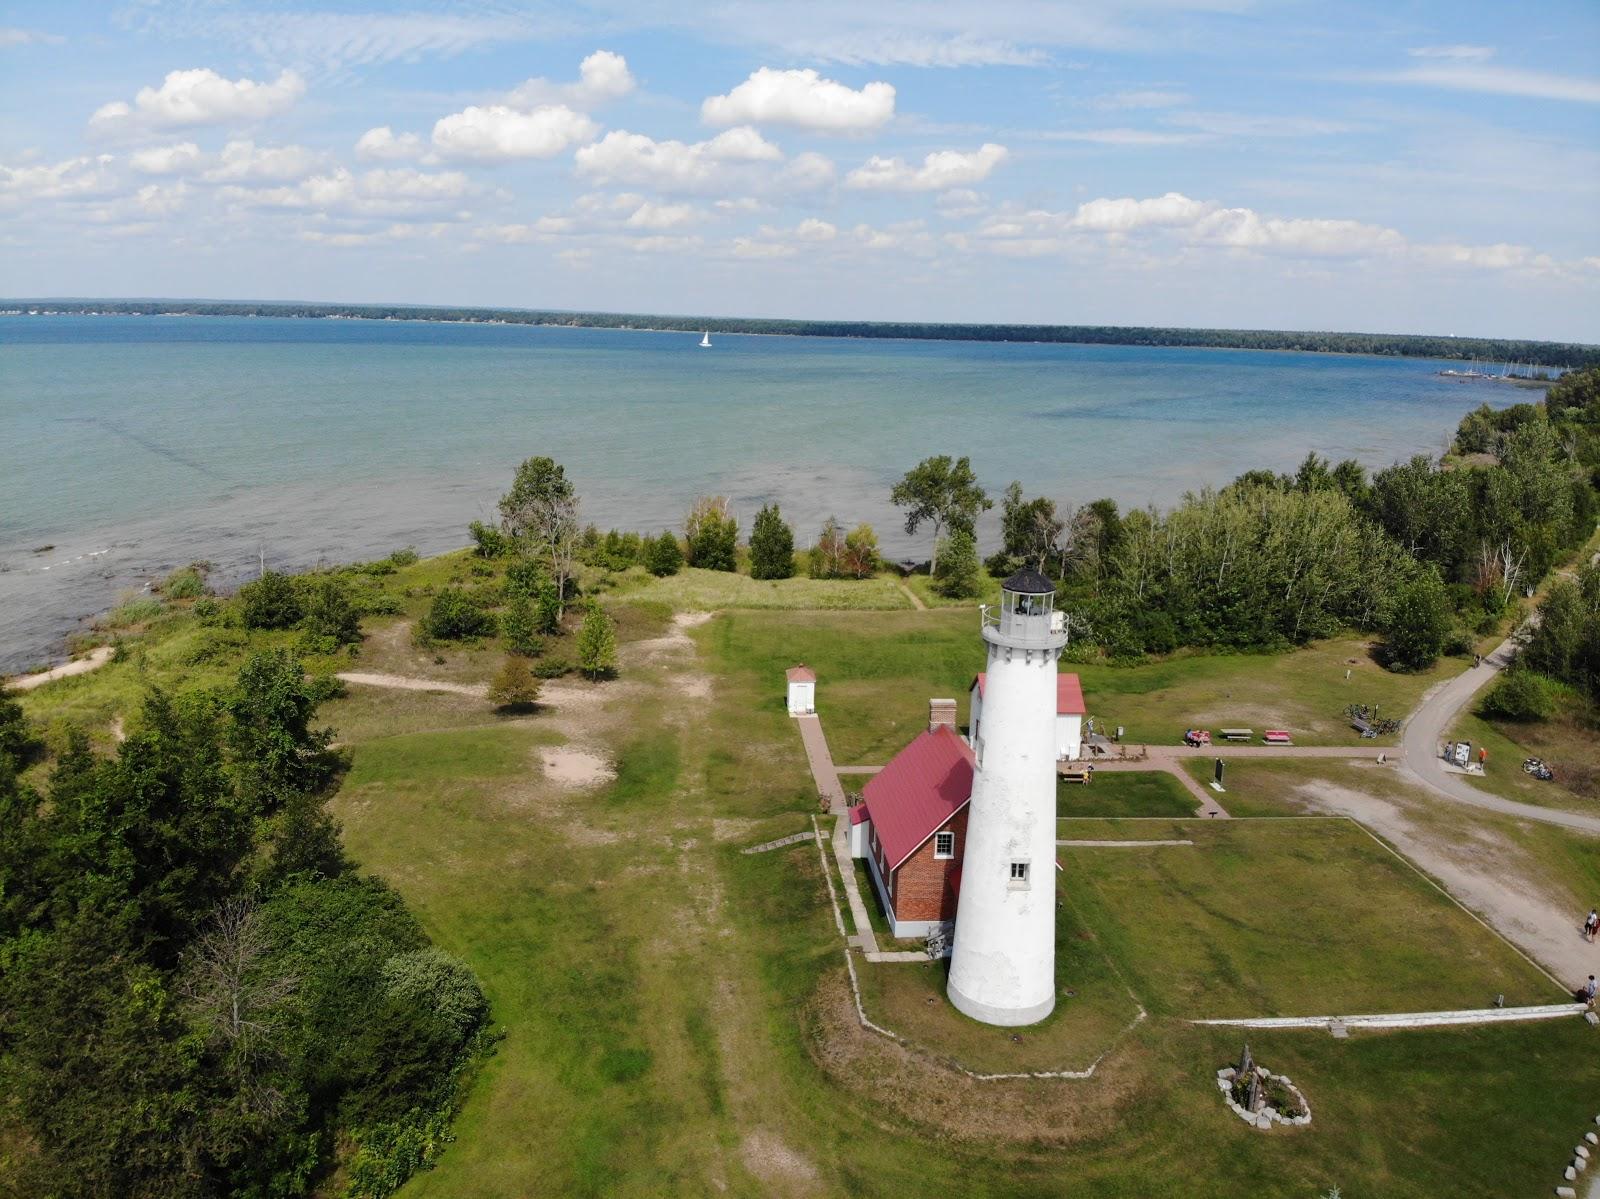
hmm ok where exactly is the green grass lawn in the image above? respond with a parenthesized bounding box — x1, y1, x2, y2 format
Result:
(1058, 770, 1197, 817)
(1445, 709, 1600, 815)
(702, 608, 1455, 766)
(612, 565, 914, 611)
(854, 891, 1142, 1075)
(1061, 819, 1558, 1019)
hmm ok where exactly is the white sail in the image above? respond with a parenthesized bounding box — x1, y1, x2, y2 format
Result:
(699, 331, 711, 348)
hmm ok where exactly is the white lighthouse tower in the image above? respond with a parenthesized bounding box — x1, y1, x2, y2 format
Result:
(947, 568, 1068, 1026)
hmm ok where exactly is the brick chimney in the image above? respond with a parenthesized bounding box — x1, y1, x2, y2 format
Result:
(928, 698, 957, 732)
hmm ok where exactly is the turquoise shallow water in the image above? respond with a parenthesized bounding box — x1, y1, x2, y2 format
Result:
(0, 314, 1514, 671)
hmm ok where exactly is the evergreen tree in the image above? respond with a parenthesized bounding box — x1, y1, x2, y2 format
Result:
(499, 593, 543, 656)
(646, 532, 684, 577)
(576, 604, 618, 679)
(933, 528, 982, 599)
(685, 497, 738, 571)
(535, 580, 563, 635)
(748, 503, 796, 580)
(302, 576, 361, 645)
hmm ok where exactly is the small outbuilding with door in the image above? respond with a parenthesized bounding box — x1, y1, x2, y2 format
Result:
(786, 664, 816, 716)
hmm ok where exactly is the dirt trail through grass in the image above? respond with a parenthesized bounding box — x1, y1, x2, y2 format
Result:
(5, 645, 113, 690)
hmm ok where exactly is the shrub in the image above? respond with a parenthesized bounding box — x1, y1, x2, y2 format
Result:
(533, 657, 571, 679)
(161, 564, 207, 599)
(387, 547, 419, 568)
(0, 694, 39, 765)
(487, 655, 542, 709)
(240, 571, 304, 629)
(504, 556, 545, 598)
(105, 597, 164, 628)
(843, 523, 879, 579)
(535, 581, 563, 635)
(500, 593, 543, 656)
(423, 588, 495, 641)
(468, 520, 513, 559)
(594, 529, 643, 572)
(303, 576, 361, 645)
(933, 528, 981, 599)
(809, 518, 846, 579)
(646, 532, 684, 577)
(1383, 570, 1452, 671)
(576, 604, 618, 679)
(1478, 668, 1556, 721)
(748, 503, 795, 580)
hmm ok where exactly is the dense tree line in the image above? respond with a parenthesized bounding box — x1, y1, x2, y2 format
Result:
(22, 300, 1599, 368)
(0, 655, 489, 1197)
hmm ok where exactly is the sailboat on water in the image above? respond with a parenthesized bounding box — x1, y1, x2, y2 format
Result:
(699, 330, 712, 348)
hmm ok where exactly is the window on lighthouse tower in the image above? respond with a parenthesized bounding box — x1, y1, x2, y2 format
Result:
(1008, 860, 1031, 888)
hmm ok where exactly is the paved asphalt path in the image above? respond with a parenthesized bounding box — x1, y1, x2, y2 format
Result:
(1398, 630, 1600, 836)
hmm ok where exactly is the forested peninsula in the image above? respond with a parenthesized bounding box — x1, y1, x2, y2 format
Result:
(10, 298, 1599, 368)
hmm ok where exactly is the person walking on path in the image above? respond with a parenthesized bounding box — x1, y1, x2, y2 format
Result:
(1580, 975, 1598, 1004)
(1585, 909, 1599, 943)
(1478, 747, 1487, 768)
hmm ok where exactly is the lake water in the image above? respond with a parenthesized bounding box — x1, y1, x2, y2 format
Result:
(0, 314, 1513, 672)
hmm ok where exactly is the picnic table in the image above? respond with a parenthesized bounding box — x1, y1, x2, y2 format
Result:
(1263, 730, 1293, 745)
(1219, 728, 1254, 742)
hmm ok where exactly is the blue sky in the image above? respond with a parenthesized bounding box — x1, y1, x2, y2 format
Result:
(2, 1, 1597, 339)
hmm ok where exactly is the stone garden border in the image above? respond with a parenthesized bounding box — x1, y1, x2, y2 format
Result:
(1216, 1064, 1312, 1130)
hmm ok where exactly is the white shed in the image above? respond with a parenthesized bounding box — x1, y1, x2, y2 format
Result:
(786, 664, 816, 716)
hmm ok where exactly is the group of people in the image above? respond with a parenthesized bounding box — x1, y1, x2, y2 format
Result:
(1580, 909, 1599, 1004)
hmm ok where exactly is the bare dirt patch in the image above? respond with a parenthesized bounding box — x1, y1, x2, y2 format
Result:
(540, 746, 614, 788)
(739, 1129, 821, 1193)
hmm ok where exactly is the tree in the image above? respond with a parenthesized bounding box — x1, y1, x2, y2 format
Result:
(748, 503, 796, 580)
(423, 588, 495, 641)
(1384, 570, 1452, 671)
(890, 455, 992, 576)
(933, 528, 982, 599)
(576, 604, 618, 679)
(809, 517, 846, 579)
(0, 693, 39, 766)
(499, 593, 543, 656)
(843, 524, 880, 579)
(498, 457, 580, 622)
(467, 520, 513, 558)
(487, 655, 542, 709)
(535, 580, 563, 635)
(685, 496, 738, 571)
(239, 571, 303, 630)
(646, 532, 683, 577)
(301, 576, 361, 645)
(226, 650, 340, 804)
(996, 481, 1064, 575)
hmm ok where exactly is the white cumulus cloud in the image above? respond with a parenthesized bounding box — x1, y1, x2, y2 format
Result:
(431, 105, 598, 163)
(90, 68, 305, 133)
(129, 142, 203, 176)
(702, 67, 894, 132)
(202, 140, 322, 183)
(625, 201, 699, 230)
(575, 127, 782, 191)
(356, 126, 427, 162)
(507, 50, 635, 108)
(0, 155, 118, 203)
(220, 167, 471, 216)
(794, 217, 837, 241)
(845, 143, 1008, 191)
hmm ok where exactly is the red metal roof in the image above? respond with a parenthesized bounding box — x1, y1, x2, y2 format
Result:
(862, 725, 974, 871)
(973, 672, 1086, 715)
(786, 665, 816, 683)
(849, 802, 870, 825)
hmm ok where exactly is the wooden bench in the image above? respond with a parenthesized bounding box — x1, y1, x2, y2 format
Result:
(1060, 765, 1093, 785)
(1219, 728, 1254, 742)
(1263, 730, 1293, 745)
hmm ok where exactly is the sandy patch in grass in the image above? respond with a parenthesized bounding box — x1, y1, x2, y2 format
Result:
(711, 817, 759, 842)
(540, 746, 615, 787)
(739, 1129, 820, 1193)
(1295, 774, 1587, 988)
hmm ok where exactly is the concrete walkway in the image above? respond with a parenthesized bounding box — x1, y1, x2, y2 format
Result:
(1195, 1001, 1588, 1032)
(1398, 632, 1600, 836)
(1080, 752, 1232, 818)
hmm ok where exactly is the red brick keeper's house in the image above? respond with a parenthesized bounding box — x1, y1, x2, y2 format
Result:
(849, 722, 974, 939)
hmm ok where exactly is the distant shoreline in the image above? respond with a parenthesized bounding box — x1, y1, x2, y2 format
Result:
(6, 299, 1597, 368)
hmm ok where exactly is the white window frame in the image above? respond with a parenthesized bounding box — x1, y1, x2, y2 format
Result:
(1008, 860, 1031, 889)
(934, 831, 956, 860)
